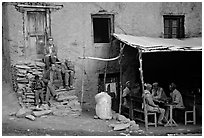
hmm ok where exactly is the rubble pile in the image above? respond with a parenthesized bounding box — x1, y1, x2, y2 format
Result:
(10, 60, 82, 121)
(109, 112, 140, 131)
(11, 60, 45, 107)
(50, 89, 82, 117)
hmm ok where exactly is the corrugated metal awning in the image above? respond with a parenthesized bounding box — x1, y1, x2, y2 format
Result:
(113, 33, 202, 52)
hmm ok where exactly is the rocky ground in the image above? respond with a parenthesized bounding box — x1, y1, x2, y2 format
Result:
(2, 82, 202, 136)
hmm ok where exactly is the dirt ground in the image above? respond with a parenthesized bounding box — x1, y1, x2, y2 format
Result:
(2, 82, 202, 136)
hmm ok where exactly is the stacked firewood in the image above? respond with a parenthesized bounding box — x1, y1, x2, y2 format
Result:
(11, 60, 45, 107)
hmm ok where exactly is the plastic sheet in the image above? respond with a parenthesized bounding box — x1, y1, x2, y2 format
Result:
(95, 92, 112, 120)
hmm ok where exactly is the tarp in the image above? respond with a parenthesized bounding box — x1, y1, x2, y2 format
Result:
(113, 33, 202, 52)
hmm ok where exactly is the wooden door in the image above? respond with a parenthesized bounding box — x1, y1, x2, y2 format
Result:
(27, 11, 46, 59)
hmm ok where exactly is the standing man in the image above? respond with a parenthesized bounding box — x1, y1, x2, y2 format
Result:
(144, 83, 166, 125)
(61, 59, 75, 90)
(165, 83, 185, 120)
(122, 81, 131, 106)
(31, 75, 45, 108)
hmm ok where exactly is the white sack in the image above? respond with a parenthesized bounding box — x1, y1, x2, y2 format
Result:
(95, 92, 112, 120)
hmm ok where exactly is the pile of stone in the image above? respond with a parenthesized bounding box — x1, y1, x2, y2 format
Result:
(109, 112, 139, 131)
(12, 89, 82, 121)
(11, 59, 45, 107)
(50, 89, 82, 117)
(101, 111, 140, 131)
(11, 59, 82, 121)
(12, 106, 52, 121)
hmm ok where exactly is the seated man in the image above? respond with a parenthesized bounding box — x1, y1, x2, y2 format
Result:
(44, 37, 58, 70)
(61, 59, 75, 90)
(31, 75, 45, 108)
(165, 83, 185, 120)
(43, 64, 63, 105)
(152, 82, 167, 101)
(144, 83, 166, 125)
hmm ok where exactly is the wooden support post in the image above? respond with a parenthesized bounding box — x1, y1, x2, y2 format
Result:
(46, 9, 51, 37)
(23, 10, 28, 58)
(80, 46, 85, 108)
(104, 39, 113, 91)
(119, 43, 124, 114)
(138, 48, 148, 131)
(193, 94, 196, 125)
(129, 97, 133, 120)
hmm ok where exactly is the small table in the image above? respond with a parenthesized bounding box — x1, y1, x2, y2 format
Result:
(164, 104, 178, 127)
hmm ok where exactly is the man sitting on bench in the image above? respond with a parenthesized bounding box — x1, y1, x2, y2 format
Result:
(144, 83, 166, 125)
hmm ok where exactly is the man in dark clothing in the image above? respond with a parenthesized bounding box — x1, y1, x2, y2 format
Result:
(43, 64, 63, 104)
(44, 37, 58, 70)
(61, 59, 75, 90)
(31, 75, 45, 108)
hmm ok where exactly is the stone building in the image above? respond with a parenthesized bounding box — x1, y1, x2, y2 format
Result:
(2, 2, 202, 110)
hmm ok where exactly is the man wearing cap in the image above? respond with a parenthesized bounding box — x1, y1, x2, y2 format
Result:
(165, 83, 185, 120)
(43, 64, 62, 105)
(144, 83, 166, 125)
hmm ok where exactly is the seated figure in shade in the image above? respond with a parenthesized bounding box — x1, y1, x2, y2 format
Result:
(164, 82, 185, 120)
(144, 83, 166, 125)
(152, 82, 167, 101)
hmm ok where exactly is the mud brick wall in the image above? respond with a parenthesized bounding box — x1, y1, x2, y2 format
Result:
(3, 2, 202, 109)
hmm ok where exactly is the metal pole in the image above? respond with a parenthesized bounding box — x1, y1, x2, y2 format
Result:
(138, 48, 148, 131)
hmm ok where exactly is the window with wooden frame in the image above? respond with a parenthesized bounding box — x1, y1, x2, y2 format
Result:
(163, 15, 185, 39)
(92, 14, 114, 43)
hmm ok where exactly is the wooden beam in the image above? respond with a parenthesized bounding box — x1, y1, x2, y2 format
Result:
(16, 4, 63, 10)
(119, 43, 125, 114)
(138, 48, 148, 131)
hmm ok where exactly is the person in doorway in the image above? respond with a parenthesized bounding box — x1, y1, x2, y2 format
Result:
(44, 37, 58, 70)
(165, 83, 185, 120)
(61, 59, 75, 90)
(144, 83, 166, 125)
(43, 64, 62, 105)
(122, 81, 131, 106)
(152, 82, 167, 101)
(31, 75, 45, 108)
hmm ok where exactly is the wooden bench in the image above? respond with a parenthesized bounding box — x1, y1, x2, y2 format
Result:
(131, 96, 157, 127)
(121, 95, 157, 127)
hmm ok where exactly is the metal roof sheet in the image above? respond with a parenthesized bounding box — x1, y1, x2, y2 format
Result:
(113, 33, 202, 52)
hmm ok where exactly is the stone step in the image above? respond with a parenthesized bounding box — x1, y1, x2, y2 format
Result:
(33, 110, 52, 117)
(25, 115, 36, 121)
(57, 95, 78, 102)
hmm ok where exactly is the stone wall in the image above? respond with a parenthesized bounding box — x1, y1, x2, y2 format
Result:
(4, 2, 202, 109)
